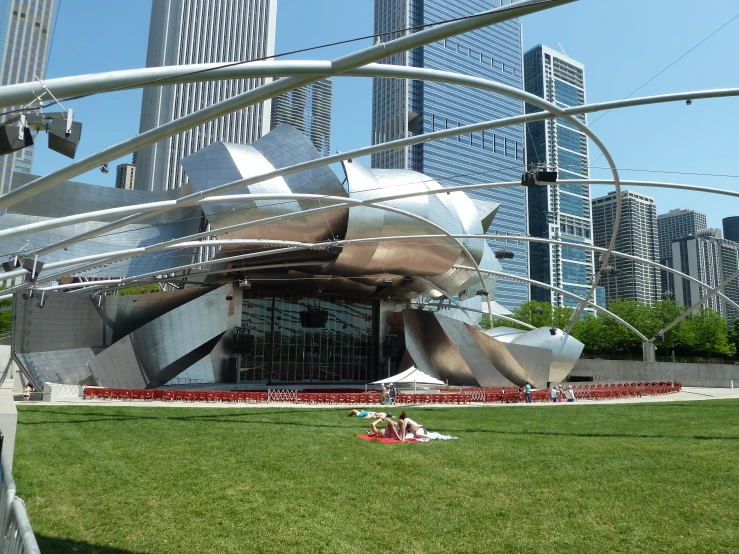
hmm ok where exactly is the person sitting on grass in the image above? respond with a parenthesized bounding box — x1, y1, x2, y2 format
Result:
(370, 415, 403, 440)
(397, 411, 432, 441)
(347, 409, 391, 419)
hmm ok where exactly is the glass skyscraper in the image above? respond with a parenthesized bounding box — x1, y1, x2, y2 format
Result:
(371, 0, 529, 311)
(523, 45, 603, 310)
(0, 0, 57, 197)
(271, 79, 333, 157)
(135, 0, 277, 191)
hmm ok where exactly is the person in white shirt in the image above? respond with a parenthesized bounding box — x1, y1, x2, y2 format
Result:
(550, 386, 557, 403)
(565, 386, 575, 402)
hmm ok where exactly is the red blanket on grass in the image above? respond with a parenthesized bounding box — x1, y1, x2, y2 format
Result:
(354, 433, 422, 444)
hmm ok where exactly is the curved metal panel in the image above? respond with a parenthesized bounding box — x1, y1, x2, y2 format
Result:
(402, 309, 478, 386)
(89, 287, 229, 388)
(179, 127, 348, 244)
(335, 161, 462, 276)
(434, 314, 515, 388)
(511, 327, 585, 384)
(467, 325, 550, 388)
(485, 326, 527, 343)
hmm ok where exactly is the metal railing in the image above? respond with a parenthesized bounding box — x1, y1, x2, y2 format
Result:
(0, 454, 40, 553)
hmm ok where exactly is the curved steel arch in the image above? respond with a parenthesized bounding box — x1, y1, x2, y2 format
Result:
(0, 0, 570, 210)
(454, 264, 649, 342)
(1, 66, 621, 331)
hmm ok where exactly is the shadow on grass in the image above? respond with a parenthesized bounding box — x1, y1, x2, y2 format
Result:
(17, 407, 739, 441)
(36, 535, 147, 554)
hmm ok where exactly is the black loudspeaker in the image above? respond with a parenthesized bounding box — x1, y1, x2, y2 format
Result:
(536, 170, 558, 183)
(21, 258, 44, 282)
(0, 126, 33, 156)
(1, 259, 20, 272)
(48, 119, 82, 159)
(300, 307, 329, 328)
(226, 358, 239, 383)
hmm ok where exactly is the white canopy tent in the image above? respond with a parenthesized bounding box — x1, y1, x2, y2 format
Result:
(371, 366, 446, 394)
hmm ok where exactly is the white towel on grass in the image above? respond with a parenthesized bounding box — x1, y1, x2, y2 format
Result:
(409, 432, 457, 442)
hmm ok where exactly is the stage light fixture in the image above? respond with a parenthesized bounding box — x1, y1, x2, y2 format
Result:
(238, 280, 251, 290)
(494, 249, 514, 259)
(325, 242, 343, 254)
(476, 289, 489, 297)
(380, 278, 393, 286)
(549, 327, 557, 336)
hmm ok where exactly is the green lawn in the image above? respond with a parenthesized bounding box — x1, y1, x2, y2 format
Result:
(14, 401, 739, 554)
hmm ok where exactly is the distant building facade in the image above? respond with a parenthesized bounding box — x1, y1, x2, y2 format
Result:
(722, 216, 739, 244)
(591, 190, 660, 304)
(115, 164, 136, 190)
(371, 0, 529, 311)
(523, 45, 599, 310)
(270, 79, 332, 157)
(657, 208, 707, 299)
(135, 0, 277, 191)
(672, 228, 739, 320)
(0, 0, 57, 196)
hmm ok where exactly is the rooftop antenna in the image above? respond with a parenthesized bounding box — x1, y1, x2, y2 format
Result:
(558, 42, 568, 57)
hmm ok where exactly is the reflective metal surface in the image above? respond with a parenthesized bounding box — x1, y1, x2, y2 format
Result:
(467, 326, 550, 389)
(511, 327, 585, 384)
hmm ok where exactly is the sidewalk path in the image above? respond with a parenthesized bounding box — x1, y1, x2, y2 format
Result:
(17, 387, 739, 409)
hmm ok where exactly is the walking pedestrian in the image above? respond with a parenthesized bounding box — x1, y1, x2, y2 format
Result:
(549, 386, 557, 403)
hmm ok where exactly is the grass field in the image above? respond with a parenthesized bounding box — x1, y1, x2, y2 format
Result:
(13, 401, 739, 553)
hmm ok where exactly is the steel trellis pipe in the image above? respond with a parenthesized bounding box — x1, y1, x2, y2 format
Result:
(4, 178, 739, 246)
(7, 198, 495, 316)
(0, 0, 572, 210)
(653, 266, 739, 340)
(2, 67, 618, 321)
(454, 264, 649, 342)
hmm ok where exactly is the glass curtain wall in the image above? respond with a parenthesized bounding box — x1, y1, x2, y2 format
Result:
(240, 290, 377, 383)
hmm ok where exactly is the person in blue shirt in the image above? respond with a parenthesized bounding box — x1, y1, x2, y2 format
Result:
(524, 383, 532, 403)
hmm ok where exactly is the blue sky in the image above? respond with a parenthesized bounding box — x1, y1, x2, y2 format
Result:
(31, 0, 739, 230)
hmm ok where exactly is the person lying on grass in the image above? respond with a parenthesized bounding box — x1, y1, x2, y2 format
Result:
(347, 409, 391, 419)
(370, 415, 403, 440)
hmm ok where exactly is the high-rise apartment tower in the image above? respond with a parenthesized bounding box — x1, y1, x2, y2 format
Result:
(270, 79, 332, 156)
(523, 45, 601, 309)
(135, 0, 277, 191)
(371, 0, 529, 310)
(672, 228, 739, 320)
(591, 190, 661, 304)
(0, 0, 57, 196)
(722, 216, 739, 244)
(657, 208, 707, 299)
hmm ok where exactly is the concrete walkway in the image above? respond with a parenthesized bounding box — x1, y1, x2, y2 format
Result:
(16, 387, 739, 409)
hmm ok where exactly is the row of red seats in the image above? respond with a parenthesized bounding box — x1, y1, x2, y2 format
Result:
(83, 382, 682, 404)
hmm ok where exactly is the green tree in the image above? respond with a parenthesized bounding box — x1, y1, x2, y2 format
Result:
(680, 308, 736, 358)
(0, 285, 10, 335)
(492, 300, 573, 331)
(118, 283, 162, 296)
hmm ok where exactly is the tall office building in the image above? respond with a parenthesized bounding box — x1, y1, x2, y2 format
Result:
(0, 0, 57, 196)
(115, 163, 136, 190)
(135, 0, 277, 191)
(270, 79, 332, 156)
(523, 45, 601, 309)
(591, 190, 661, 304)
(657, 208, 707, 299)
(672, 228, 739, 320)
(722, 216, 739, 244)
(371, 0, 529, 310)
